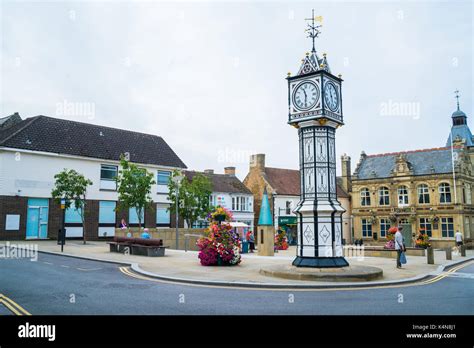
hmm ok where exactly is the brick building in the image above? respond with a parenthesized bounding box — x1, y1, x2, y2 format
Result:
(243, 154, 352, 245)
(0, 113, 186, 240)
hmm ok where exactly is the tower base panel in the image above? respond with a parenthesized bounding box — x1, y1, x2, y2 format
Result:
(292, 256, 349, 268)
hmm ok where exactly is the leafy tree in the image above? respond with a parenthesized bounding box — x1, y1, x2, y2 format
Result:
(51, 169, 93, 244)
(116, 156, 156, 230)
(167, 170, 213, 228)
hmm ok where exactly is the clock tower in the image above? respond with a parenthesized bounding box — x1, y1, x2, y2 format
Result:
(287, 10, 348, 267)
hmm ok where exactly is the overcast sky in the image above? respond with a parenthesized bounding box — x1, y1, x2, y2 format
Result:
(1, 0, 472, 180)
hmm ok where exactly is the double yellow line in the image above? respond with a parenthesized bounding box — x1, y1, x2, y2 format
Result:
(422, 261, 473, 285)
(119, 260, 473, 292)
(0, 294, 31, 316)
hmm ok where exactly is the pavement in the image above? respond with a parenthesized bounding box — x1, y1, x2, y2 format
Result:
(0, 251, 473, 315)
(4, 240, 473, 288)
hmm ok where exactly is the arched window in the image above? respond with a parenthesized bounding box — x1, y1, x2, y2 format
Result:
(417, 184, 430, 204)
(439, 183, 452, 203)
(378, 187, 390, 206)
(360, 188, 371, 206)
(398, 186, 409, 206)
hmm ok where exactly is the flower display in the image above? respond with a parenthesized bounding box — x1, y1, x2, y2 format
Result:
(415, 233, 431, 249)
(197, 206, 241, 266)
(275, 228, 289, 250)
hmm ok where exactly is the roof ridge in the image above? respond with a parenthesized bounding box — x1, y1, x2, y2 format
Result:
(366, 146, 461, 158)
(265, 166, 299, 172)
(33, 115, 165, 140)
(0, 116, 41, 146)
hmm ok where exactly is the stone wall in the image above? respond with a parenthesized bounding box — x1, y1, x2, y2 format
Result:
(115, 228, 207, 251)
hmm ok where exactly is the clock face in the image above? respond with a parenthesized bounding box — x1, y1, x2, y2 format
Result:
(293, 81, 319, 110)
(324, 82, 339, 112)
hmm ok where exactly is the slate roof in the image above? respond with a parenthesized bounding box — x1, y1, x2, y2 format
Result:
(264, 167, 349, 198)
(185, 171, 252, 194)
(446, 125, 474, 146)
(0, 115, 187, 168)
(355, 147, 459, 180)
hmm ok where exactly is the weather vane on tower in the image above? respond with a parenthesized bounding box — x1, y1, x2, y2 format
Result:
(454, 89, 460, 110)
(304, 9, 323, 53)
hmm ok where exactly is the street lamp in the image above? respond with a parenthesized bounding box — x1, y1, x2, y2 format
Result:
(172, 173, 184, 250)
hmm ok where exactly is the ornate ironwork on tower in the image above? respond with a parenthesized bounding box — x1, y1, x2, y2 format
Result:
(287, 10, 349, 267)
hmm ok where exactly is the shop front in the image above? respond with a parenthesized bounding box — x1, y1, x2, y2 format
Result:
(278, 216, 297, 245)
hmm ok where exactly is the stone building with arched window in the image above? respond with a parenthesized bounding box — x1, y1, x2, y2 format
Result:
(345, 100, 474, 249)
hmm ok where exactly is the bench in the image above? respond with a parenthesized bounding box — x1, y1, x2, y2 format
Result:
(107, 237, 168, 257)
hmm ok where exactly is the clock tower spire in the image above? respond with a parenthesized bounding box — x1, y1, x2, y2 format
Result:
(287, 10, 348, 268)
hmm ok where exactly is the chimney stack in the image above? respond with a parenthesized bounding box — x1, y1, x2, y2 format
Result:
(250, 153, 265, 171)
(224, 166, 236, 176)
(341, 154, 352, 192)
(204, 169, 214, 174)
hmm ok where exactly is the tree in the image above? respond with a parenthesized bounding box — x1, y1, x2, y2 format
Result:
(116, 156, 156, 231)
(51, 169, 93, 244)
(167, 170, 213, 228)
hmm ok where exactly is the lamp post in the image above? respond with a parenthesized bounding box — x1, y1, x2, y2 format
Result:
(172, 173, 184, 250)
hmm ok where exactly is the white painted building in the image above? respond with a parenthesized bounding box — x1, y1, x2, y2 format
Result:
(0, 114, 187, 240)
(185, 168, 254, 231)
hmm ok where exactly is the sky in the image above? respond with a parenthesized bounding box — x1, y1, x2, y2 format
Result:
(1, 0, 472, 180)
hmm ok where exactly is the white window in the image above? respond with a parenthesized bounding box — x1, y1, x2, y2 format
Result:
(417, 184, 430, 204)
(100, 164, 118, 190)
(361, 219, 372, 237)
(419, 217, 432, 237)
(441, 217, 454, 237)
(378, 187, 390, 206)
(398, 186, 409, 206)
(439, 183, 452, 204)
(360, 188, 371, 206)
(379, 218, 390, 237)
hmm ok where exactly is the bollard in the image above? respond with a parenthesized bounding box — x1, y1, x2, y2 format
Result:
(426, 247, 434, 264)
(445, 247, 452, 260)
(461, 245, 466, 257)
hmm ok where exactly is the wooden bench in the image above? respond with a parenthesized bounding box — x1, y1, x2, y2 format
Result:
(107, 237, 168, 257)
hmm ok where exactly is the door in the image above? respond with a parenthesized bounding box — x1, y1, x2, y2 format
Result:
(400, 220, 412, 247)
(26, 207, 40, 239)
(26, 198, 49, 239)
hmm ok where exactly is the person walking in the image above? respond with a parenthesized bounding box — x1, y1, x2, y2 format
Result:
(394, 226, 405, 269)
(455, 230, 463, 252)
(247, 230, 255, 253)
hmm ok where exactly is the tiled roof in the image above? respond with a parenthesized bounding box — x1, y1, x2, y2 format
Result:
(185, 171, 252, 194)
(0, 115, 187, 168)
(355, 147, 458, 180)
(264, 167, 349, 198)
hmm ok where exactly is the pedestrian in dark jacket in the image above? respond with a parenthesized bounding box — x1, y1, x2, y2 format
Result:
(247, 231, 255, 253)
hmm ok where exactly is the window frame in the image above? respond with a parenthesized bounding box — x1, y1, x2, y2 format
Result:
(157, 170, 171, 186)
(379, 218, 390, 238)
(439, 183, 452, 204)
(419, 217, 432, 237)
(417, 184, 430, 204)
(360, 188, 371, 206)
(397, 185, 409, 206)
(378, 187, 390, 206)
(441, 217, 454, 238)
(100, 164, 118, 181)
(361, 218, 372, 237)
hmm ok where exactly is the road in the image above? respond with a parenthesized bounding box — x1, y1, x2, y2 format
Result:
(0, 252, 472, 315)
